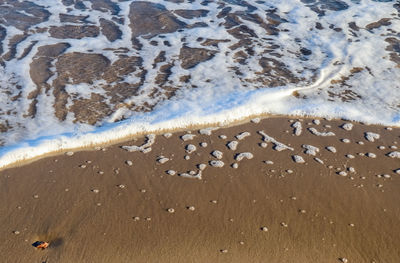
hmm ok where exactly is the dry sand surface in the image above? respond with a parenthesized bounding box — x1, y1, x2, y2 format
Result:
(0, 117, 399, 263)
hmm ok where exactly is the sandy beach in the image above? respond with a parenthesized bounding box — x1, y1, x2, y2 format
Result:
(1, 116, 399, 262)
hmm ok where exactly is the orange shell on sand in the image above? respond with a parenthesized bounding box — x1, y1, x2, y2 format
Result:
(33, 241, 49, 249)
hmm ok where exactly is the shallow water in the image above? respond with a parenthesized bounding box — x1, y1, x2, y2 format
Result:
(0, 0, 399, 166)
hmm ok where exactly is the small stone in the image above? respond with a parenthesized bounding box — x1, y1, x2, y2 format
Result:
(211, 200, 217, 204)
(126, 160, 133, 166)
(260, 142, 268, 148)
(79, 164, 86, 168)
(167, 208, 175, 213)
(382, 174, 391, 179)
(200, 142, 208, 147)
(239, 241, 245, 245)
(281, 222, 288, 227)
(339, 257, 348, 263)
(286, 169, 293, 174)
(366, 152, 376, 158)
(166, 170, 176, 176)
(231, 163, 239, 169)
(341, 139, 350, 143)
(184, 155, 190, 160)
(33, 194, 39, 199)
(92, 189, 100, 193)
(145, 217, 151, 221)
(299, 209, 306, 214)
(211, 150, 223, 159)
(219, 135, 227, 140)
(13, 230, 20, 235)
(98, 171, 104, 175)
(65, 151, 74, 156)
(133, 216, 140, 221)
(198, 164, 207, 171)
(261, 226, 268, 232)
(338, 171, 348, 176)
(140, 189, 147, 193)
(264, 160, 274, 165)
(187, 206, 195, 211)
(220, 249, 228, 253)
(117, 184, 126, 189)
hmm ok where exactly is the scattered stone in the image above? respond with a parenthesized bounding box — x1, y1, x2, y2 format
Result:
(260, 142, 268, 148)
(65, 151, 74, 156)
(338, 171, 348, 176)
(280, 222, 288, 227)
(211, 200, 218, 204)
(157, 156, 169, 164)
(198, 164, 207, 170)
(210, 160, 224, 167)
(122, 134, 156, 153)
(187, 206, 195, 211)
(390, 145, 398, 149)
(348, 167, 356, 173)
(339, 258, 348, 263)
(163, 133, 172, 138)
(13, 230, 20, 235)
(145, 217, 151, 221)
(326, 146, 337, 153)
(79, 164, 86, 168)
(133, 216, 140, 221)
(235, 132, 251, 140)
(199, 127, 219, 135)
(314, 157, 324, 164)
(395, 169, 400, 175)
(366, 152, 377, 158)
(302, 144, 319, 156)
(308, 127, 335, 136)
(219, 135, 227, 139)
(227, 141, 238, 151)
(299, 209, 306, 214)
(126, 160, 133, 166)
(92, 189, 100, 193)
(166, 170, 176, 175)
(286, 169, 293, 174)
(117, 184, 125, 189)
(383, 174, 391, 179)
(220, 249, 228, 253)
(292, 121, 302, 136)
(292, 155, 305, 164)
(33, 194, 39, 199)
(258, 131, 294, 151)
(387, 151, 400, 158)
(179, 170, 202, 180)
(211, 150, 223, 159)
(184, 155, 190, 160)
(167, 208, 175, 213)
(186, 144, 197, 154)
(345, 154, 355, 159)
(232, 163, 239, 169)
(140, 189, 147, 193)
(200, 142, 208, 147)
(357, 141, 364, 145)
(181, 134, 196, 141)
(264, 160, 274, 165)
(98, 171, 104, 175)
(235, 152, 254, 161)
(378, 146, 386, 150)
(341, 138, 350, 143)
(341, 123, 353, 131)
(365, 132, 380, 142)
(261, 226, 269, 232)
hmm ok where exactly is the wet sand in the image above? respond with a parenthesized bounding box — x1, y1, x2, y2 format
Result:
(1, 117, 399, 263)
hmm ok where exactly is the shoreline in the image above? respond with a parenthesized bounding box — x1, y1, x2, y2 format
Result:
(0, 112, 396, 172)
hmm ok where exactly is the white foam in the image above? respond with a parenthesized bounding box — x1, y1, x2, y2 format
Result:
(0, 0, 399, 168)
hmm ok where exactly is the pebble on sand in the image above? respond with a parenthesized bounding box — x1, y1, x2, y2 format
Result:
(198, 164, 207, 170)
(211, 150, 223, 159)
(126, 160, 133, 166)
(166, 170, 176, 175)
(200, 142, 208, 147)
(365, 132, 380, 142)
(261, 226, 268, 232)
(292, 155, 305, 164)
(133, 216, 140, 221)
(235, 152, 254, 161)
(157, 156, 169, 164)
(235, 132, 251, 140)
(167, 208, 175, 213)
(92, 189, 100, 193)
(187, 206, 195, 211)
(220, 249, 228, 253)
(232, 163, 239, 169)
(339, 257, 348, 263)
(210, 160, 225, 167)
(181, 134, 196, 141)
(326, 146, 337, 153)
(65, 151, 74, 156)
(341, 123, 353, 131)
(227, 141, 238, 150)
(186, 144, 197, 154)
(341, 138, 351, 143)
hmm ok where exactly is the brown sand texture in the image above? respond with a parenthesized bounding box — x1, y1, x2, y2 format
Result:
(0, 117, 399, 263)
